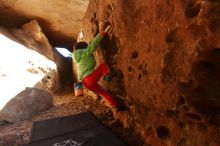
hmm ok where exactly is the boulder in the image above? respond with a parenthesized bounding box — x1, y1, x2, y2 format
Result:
(82, 0, 220, 145)
(12, 20, 73, 90)
(0, 0, 89, 48)
(0, 87, 53, 123)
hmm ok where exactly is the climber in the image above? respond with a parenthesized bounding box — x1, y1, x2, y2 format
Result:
(72, 25, 124, 110)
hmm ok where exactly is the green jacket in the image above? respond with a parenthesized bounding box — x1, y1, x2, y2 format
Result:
(72, 33, 104, 81)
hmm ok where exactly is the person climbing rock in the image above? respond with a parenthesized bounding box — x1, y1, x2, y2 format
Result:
(72, 25, 124, 110)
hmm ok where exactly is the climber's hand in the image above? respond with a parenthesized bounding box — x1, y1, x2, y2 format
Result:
(104, 25, 111, 33)
(100, 25, 111, 36)
(77, 29, 84, 42)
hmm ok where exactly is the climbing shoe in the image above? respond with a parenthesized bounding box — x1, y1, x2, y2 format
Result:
(103, 74, 112, 82)
(116, 105, 128, 111)
(96, 94, 102, 101)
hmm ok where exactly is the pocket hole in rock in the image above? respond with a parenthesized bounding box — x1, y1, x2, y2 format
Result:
(142, 69, 148, 75)
(198, 123, 207, 130)
(128, 66, 133, 72)
(166, 31, 176, 43)
(90, 17, 94, 23)
(166, 110, 179, 117)
(193, 60, 215, 77)
(199, 61, 215, 73)
(183, 105, 189, 111)
(138, 64, 142, 70)
(104, 21, 112, 28)
(131, 51, 139, 59)
(104, 4, 113, 20)
(156, 126, 171, 140)
(179, 122, 185, 129)
(178, 138, 187, 146)
(117, 70, 124, 79)
(185, 113, 202, 121)
(209, 19, 220, 33)
(178, 96, 186, 105)
(211, 48, 220, 58)
(106, 4, 113, 11)
(147, 126, 153, 133)
(185, 2, 201, 18)
(138, 74, 142, 80)
(46, 76, 51, 79)
(93, 12, 96, 18)
(178, 82, 189, 91)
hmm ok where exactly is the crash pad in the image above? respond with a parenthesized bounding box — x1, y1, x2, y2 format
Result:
(26, 111, 126, 146)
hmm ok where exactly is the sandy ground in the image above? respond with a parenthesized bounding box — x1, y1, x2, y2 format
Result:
(0, 84, 143, 146)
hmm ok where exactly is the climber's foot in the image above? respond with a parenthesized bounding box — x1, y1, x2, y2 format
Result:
(104, 74, 112, 82)
(114, 97, 129, 111)
(96, 94, 102, 101)
(116, 105, 128, 111)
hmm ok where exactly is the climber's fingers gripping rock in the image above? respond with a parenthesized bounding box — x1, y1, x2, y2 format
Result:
(104, 25, 111, 33)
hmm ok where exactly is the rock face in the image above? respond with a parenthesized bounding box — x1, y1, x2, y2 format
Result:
(12, 20, 73, 89)
(82, 0, 220, 145)
(0, 0, 220, 145)
(0, 88, 53, 123)
(0, 21, 71, 120)
(0, 0, 89, 48)
(13, 20, 56, 61)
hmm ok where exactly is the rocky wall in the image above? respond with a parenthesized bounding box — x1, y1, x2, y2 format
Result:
(82, 0, 220, 145)
(12, 20, 73, 90)
(0, 0, 89, 49)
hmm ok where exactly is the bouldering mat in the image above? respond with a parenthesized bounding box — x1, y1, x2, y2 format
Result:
(26, 111, 127, 146)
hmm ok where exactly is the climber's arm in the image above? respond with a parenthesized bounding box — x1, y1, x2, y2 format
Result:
(80, 33, 104, 57)
(81, 25, 111, 57)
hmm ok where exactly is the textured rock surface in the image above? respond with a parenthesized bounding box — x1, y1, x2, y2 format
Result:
(0, 26, 58, 114)
(0, 0, 89, 48)
(0, 85, 143, 146)
(0, 87, 53, 123)
(0, 0, 220, 145)
(0, 21, 71, 121)
(81, 0, 220, 145)
(13, 20, 56, 62)
(12, 20, 72, 88)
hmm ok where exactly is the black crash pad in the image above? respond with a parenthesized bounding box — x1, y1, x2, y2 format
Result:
(26, 111, 127, 146)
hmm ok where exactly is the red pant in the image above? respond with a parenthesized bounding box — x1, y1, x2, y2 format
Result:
(83, 63, 117, 107)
